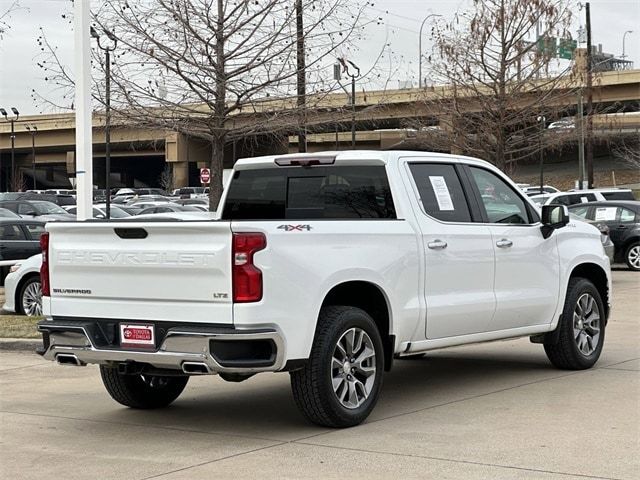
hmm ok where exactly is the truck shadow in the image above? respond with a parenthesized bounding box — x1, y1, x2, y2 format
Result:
(98, 346, 555, 438)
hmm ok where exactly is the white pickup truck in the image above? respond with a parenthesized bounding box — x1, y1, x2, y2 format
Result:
(38, 151, 611, 427)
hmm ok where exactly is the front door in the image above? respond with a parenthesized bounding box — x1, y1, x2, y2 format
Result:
(405, 161, 496, 339)
(466, 166, 560, 331)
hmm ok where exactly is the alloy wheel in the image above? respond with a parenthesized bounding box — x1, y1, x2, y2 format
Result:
(22, 281, 43, 317)
(573, 293, 600, 356)
(331, 327, 377, 409)
(628, 245, 640, 269)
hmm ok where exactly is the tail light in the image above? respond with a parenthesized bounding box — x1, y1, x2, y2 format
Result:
(40, 232, 50, 297)
(232, 233, 266, 303)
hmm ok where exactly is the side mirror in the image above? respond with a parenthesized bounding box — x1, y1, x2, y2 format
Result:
(96, 213, 105, 219)
(541, 204, 569, 239)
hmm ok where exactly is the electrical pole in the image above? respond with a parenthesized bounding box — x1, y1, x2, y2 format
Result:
(296, 0, 307, 153)
(585, 2, 594, 188)
(577, 92, 585, 188)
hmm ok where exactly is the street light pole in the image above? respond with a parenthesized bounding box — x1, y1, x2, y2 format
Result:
(537, 116, 545, 192)
(336, 58, 360, 148)
(1, 107, 19, 191)
(622, 30, 633, 59)
(25, 125, 38, 190)
(418, 14, 441, 89)
(92, 27, 117, 219)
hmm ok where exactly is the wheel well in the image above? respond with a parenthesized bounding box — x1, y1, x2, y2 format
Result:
(569, 263, 610, 322)
(15, 273, 40, 310)
(621, 236, 639, 254)
(321, 281, 394, 371)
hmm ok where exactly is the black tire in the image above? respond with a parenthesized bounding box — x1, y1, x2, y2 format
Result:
(18, 276, 42, 317)
(624, 241, 640, 271)
(290, 306, 384, 428)
(544, 278, 605, 370)
(100, 366, 189, 409)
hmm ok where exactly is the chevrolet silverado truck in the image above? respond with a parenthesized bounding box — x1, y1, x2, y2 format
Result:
(37, 151, 611, 427)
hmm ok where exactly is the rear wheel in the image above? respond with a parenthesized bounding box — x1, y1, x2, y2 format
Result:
(625, 242, 640, 271)
(290, 306, 384, 428)
(544, 278, 605, 370)
(100, 366, 189, 409)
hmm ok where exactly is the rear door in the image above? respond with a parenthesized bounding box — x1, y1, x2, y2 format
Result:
(405, 162, 496, 339)
(466, 166, 560, 330)
(46, 221, 234, 324)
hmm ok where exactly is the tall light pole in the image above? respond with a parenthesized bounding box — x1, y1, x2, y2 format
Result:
(25, 125, 38, 190)
(91, 26, 117, 219)
(335, 58, 360, 148)
(622, 30, 633, 59)
(418, 14, 441, 88)
(537, 116, 545, 193)
(0, 107, 19, 191)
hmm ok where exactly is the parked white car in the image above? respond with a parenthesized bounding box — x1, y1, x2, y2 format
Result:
(530, 190, 606, 206)
(521, 185, 560, 196)
(568, 188, 635, 201)
(3, 254, 43, 317)
(37, 151, 611, 428)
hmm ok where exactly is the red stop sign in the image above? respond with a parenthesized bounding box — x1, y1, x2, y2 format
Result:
(200, 168, 211, 184)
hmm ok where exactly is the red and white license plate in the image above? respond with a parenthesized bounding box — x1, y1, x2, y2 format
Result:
(120, 324, 155, 347)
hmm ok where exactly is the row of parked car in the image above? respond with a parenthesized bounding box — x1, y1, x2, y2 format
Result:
(1, 183, 638, 320)
(516, 184, 639, 271)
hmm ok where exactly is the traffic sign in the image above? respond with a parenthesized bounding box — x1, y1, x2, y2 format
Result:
(558, 38, 577, 60)
(200, 168, 210, 184)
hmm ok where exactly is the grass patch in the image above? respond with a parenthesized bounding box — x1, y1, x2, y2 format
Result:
(0, 315, 43, 338)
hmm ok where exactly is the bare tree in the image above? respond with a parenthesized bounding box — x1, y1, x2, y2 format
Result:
(0, 0, 21, 40)
(34, 0, 381, 209)
(158, 164, 174, 193)
(419, 0, 575, 170)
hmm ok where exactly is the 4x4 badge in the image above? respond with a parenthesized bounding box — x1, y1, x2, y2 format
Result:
(277, 224, 312, 232)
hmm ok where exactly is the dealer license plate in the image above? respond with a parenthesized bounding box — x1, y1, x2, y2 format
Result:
(120, 324, 155, 348)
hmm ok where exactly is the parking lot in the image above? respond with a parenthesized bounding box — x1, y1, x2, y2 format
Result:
(0, 269, 637, 480)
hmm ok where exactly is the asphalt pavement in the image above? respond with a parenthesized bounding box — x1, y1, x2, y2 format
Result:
(0, 270, 638, 480)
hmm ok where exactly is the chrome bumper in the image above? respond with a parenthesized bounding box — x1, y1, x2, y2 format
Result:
(38, 319, 286, 374)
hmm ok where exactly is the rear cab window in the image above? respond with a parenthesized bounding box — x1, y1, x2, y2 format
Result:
(408, 163, 472, 222)
(222, 166, 396, 220)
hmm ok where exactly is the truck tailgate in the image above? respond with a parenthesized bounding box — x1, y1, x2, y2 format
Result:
(45, 220, 233, 324)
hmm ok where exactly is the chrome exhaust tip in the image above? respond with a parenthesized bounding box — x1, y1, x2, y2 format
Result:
(181, 361, 212, 375)
(56, 353, 84, 366)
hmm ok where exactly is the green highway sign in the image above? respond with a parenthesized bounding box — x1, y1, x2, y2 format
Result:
(558, 38, 577, 59)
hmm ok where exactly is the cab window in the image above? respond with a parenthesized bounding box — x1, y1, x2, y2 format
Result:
(469, 167, 531, 224)
(408, 163, 472, 222)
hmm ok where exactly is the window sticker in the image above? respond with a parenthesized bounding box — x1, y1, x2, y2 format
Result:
(594, 207, 616, 221)
(429, 176, 454, 211)
(580, 196, 589, 203)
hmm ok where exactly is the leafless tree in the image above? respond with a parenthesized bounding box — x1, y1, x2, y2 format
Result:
(158, 164, 174, 193)
(418, 0, 576, 170)
(0, 0, 22, 40)
(34, 0, 383, 209)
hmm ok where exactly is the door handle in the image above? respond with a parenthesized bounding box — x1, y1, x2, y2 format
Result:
(427, 239, 448, 250)
(496, 239, 513, 248)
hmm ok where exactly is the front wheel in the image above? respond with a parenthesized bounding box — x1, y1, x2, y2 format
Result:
(19, 276, 42, 317)
(625, 242, 640, 271)
(290, 306, 384, 428)
(100, 366, 189, 409)
(544, 278, 605, 370)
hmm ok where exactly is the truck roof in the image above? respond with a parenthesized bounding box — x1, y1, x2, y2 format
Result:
(234, 150, 496, 170)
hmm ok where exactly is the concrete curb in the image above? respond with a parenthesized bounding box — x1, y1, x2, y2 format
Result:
(0, 338, 41, 352)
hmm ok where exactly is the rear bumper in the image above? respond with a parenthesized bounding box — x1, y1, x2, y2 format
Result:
(37, 319, 286, 374)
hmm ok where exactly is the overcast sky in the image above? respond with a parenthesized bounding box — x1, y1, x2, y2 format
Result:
(1, 0, 638, 115)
